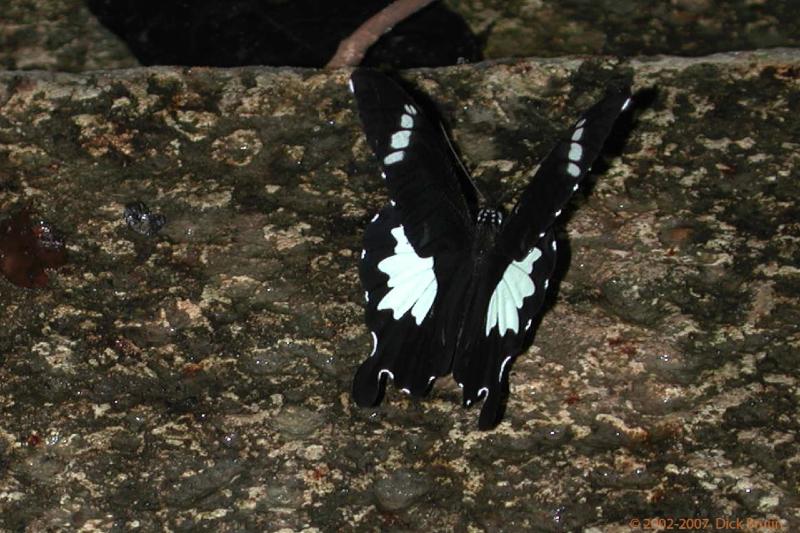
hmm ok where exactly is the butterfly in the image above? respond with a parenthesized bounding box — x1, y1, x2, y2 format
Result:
(349, 69, 631, 429)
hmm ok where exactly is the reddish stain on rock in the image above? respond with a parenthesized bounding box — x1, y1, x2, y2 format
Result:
(0, 209, 67, 288)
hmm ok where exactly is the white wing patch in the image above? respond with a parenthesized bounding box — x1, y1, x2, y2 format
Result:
(568, 142, 583, 162)
(384, 151, 404, 165)
(567, 162, 580, 177)
(377, 225, 438, 325)
(390, 130, 411, 149)
(485, 247, 542, 336)
(382, 108, 416, 166)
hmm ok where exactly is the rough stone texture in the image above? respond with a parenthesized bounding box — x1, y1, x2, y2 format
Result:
(0, 0, 138, 72)
(3, 1, 800, 72)
(0, 50, 798, 531)
(449, 0, 800, 59)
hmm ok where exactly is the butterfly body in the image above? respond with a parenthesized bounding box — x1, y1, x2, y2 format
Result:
(349, 69, 631, 429)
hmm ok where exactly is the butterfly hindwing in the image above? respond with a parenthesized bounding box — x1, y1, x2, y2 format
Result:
(354, 204, 462, 407)
(350, 69, 476, 256)
(453, 230, 558, 429)
(498, 87, 632, 260)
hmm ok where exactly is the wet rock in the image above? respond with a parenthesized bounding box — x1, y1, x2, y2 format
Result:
(600, 276, 666, 326)
(271, 405, 325, 437)
(0, 209, 67, 288)
(373, 470, 432, 512)
(123, 201, 166, 236)
(0, 50, 799, 532)
(164, 460, 244, 508)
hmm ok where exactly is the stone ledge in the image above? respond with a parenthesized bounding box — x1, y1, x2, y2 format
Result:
(0, 50, 798, 530)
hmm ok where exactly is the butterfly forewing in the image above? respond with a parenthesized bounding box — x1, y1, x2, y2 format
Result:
(498, 88, 632, 260)
(350, 70, 476, 256)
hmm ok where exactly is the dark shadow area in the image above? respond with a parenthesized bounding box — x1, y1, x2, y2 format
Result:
(86, 0, 482, 68)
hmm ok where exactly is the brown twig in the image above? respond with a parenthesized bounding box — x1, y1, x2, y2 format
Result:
(325, 0, 437, 69)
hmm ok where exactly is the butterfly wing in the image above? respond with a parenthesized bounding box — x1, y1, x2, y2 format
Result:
(354, 204, 467, 407)
(455, 88, 632, 429)
(497, 87, 632, 260)
(349, 69, 476, 256)
(350, 70, 475, 407)
(452, 230, 557, 429)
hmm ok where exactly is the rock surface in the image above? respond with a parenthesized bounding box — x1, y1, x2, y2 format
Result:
(0, 0, 137, 71)
(0, 19, 798, 532)
(3, 0, 800, 71)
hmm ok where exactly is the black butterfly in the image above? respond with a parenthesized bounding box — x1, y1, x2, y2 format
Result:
(349, 69, 631, 429)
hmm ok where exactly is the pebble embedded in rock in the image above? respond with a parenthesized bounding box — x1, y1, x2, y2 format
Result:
(123, 201, 166, 236)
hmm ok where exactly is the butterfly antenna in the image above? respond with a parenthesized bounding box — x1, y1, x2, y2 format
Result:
(439, 121, 485, 205)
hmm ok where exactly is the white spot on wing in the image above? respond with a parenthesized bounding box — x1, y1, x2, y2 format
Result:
(364, 291, 369, 302)
(485, 247, 542, 336)
(554, 209, 562, 218)
(381, 171, 387, 180)
(361, 249, 366, 259)
(499, 355, 512, 382)
(403, 104, 417, 115)
(428, 376, 436, 384)
(568, 142, 583, 162)
(621, 97, 632, 111)
(400, 113, 414, 129)
(575, 118, 586, 128)
(567, 162, 580, 177)
(378, 368, 394, 380)
(384, 151, 404, 165)
(400, 388, 410, 394)
(390, 130, 411, 150)
(571, 127, 584, 141)
(572, 183, 579, 192)
(477, 387, 488, 399)
(377, 225, 438, 325)
(370, 213, 379, 222)
(348, 78, 355, 93)
(370, 331, 378, 357)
